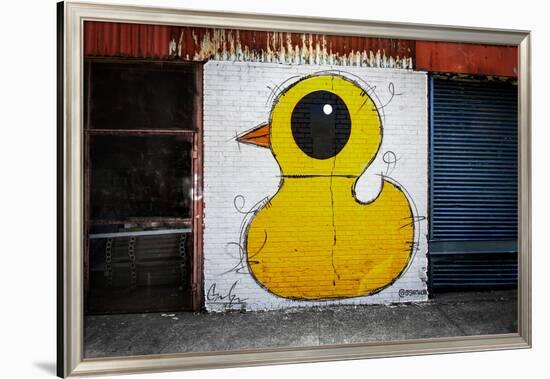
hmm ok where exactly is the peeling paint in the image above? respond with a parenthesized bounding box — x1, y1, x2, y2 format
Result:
(169, 30, 414, 69)
(85, 21, 517, 76)
(84, 22, 415, 69)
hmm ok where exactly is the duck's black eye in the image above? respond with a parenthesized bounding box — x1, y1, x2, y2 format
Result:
(291, 90, 351, 160)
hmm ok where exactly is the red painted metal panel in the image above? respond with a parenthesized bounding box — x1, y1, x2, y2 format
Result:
(84, 21, 415, 68)
(416, 41, 517, 77)
(84, 22, 518, 77)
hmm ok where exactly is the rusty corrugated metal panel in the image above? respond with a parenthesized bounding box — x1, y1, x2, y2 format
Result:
(416, 41, 517, 77)
(84, 21, 415, 68)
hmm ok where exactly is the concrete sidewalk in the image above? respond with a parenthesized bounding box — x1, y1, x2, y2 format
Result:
(84, 290, 517, 358)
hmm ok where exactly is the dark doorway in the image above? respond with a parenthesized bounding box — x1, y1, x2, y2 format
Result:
(84, 59, 203, 314)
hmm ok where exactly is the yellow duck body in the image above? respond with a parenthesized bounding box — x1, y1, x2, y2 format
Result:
(247, 177, 413, 299)
(239, 75, 414, 300)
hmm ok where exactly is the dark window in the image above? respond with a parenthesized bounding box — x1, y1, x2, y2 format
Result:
(87, 62, 196, 130)
(90, 135, 193, 221)
(84, 60, 201, 314)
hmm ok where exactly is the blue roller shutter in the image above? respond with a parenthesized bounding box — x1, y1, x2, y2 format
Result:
(429, 76, 518, 290)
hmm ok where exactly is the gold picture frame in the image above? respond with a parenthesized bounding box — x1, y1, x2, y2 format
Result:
(57, 1, 531, 377)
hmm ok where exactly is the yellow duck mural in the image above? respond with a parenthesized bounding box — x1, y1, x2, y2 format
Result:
(237, 74, 414, 300)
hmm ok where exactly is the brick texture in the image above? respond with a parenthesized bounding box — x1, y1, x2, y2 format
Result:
(203, 61, 428, 311)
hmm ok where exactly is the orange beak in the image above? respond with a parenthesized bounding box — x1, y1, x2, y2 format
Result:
(236, 122, 270, 148)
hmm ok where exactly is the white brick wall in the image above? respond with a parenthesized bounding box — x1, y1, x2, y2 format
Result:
(203, 61, 428, 311)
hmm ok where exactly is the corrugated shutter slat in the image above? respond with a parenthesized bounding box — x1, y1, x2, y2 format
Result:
(430, 78, 518, 241)
(429, 77, 518, 290)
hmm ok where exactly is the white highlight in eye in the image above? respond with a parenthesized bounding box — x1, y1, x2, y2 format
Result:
(323, 104, 333, 115)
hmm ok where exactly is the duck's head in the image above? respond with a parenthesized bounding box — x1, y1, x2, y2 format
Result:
(238, 74, 382, 177)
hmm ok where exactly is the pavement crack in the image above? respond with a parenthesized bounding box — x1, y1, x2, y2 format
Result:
(84, 290, 517, 357)
(317, 310, 321, 346)
(432, 304, 467, 336)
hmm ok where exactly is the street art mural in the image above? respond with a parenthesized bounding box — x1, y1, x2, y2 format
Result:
(202, 62, 428, 311)
(236, 74, 414, 299)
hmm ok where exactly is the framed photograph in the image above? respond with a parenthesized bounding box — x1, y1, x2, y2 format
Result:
(57, 1, 531, 377)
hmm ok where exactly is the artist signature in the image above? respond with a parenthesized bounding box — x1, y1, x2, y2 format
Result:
(206, 280, 248, 307)
(398, 288, 427, 298)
